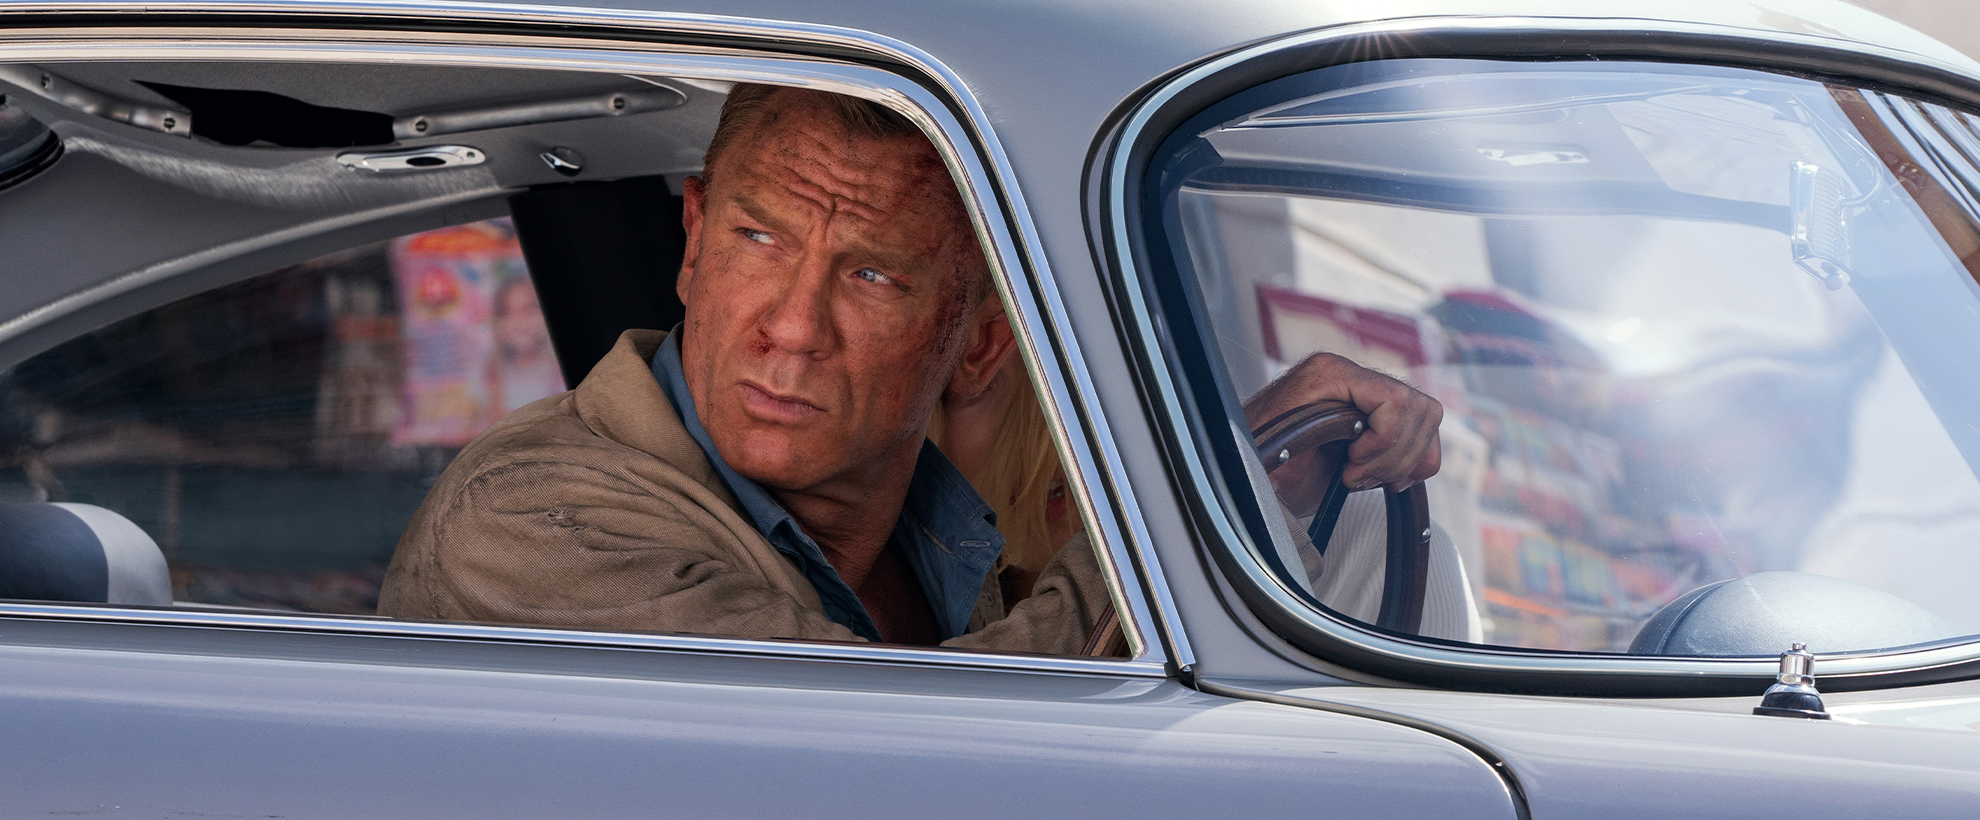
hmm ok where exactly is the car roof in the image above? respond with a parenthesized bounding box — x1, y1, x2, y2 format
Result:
(471, 0, 1978, 127)
(8, 0, 1974, 126)
(0, 0, 1971, 365)
(2, 0, 1976, 686)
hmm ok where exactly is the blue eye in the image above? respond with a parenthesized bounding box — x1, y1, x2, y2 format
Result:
(855, 268, 897, 286)
(739, 228, 774, 245)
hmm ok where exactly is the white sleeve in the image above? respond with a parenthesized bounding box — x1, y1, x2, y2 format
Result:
(1291, 492, 1482, 643)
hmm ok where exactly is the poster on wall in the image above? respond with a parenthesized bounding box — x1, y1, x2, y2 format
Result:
(1256, 284, 1426, 376)
(390, 219, 564, 448)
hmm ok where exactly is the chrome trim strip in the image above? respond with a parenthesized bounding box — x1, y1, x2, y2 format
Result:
(0, 8, 1186, 671)
(0, 601, 1168, 677)
(335, 143, 486, 171)
(1102, 15, 1980, 687)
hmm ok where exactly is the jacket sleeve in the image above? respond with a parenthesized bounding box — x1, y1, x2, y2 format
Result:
(381, 457, 863, 644)
(942, 530, 1111, 655)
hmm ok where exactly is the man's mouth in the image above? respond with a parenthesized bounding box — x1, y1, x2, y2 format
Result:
(737, 381, 825, 423)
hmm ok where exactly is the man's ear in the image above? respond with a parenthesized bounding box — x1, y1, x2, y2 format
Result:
(676, 175, 707, 304)
(946, 300, 1018, 402)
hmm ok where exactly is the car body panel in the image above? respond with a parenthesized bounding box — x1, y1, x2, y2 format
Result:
(1, 0, 1978, 816)
(0, 617, 1516, 819)
(1092, 9, 1980, 692)
(1259, 680, 1980, 818)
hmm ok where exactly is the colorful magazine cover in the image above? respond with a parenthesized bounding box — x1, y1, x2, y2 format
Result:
(390, 219, 564, 448)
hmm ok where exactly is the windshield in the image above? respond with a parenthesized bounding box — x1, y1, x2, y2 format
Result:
(1160, 59, 1980, 655)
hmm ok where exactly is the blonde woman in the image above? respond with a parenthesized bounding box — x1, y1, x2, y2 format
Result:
(931, 358, 1074, 611)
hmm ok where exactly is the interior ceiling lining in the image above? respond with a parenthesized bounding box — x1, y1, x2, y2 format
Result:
(46, 61, 662, 118)
(0, 58, 725, 355)
(0, 59, 724, 213)
(62, 130, 500, 211)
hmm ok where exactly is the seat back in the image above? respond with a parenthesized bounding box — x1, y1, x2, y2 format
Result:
(0, 502, 171, 606)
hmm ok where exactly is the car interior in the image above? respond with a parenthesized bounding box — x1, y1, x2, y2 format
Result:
(0, 59, 1096, 647)
(9, 54, 1975, 663)
(1159, 57, 1980, 657)
(0, 61, 713, 376)
(0, 60, 715, 612)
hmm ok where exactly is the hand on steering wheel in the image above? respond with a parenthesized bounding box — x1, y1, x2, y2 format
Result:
(1084, 354, 1443, 652)
(1252, 400, 1435, 635)
(1243, 352, 1443, 492)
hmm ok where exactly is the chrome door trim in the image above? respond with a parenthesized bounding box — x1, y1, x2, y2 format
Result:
(0, 601, 1167, 678)
(1098, 14, 1980, 694)
(0, 8, 1189, 676)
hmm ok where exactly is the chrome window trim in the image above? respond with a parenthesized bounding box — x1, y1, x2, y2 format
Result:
(0, 7, 1188, 678)
(1099, 15, 1980, 694)
(0, 602, 1168, 678)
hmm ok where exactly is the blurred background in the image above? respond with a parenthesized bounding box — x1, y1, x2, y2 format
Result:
(1850, 0, 1980, 59)
(1, 0, 1974, 625)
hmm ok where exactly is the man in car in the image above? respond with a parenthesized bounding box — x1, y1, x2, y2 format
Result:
(377, 83, 1443, 652)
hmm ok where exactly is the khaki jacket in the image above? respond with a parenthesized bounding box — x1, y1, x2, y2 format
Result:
(378, 329, 1109, 655)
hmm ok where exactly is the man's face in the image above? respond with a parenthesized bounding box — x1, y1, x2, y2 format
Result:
(676, 92, 989, 494)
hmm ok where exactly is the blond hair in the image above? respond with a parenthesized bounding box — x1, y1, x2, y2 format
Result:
(931, 373, 1064, 598)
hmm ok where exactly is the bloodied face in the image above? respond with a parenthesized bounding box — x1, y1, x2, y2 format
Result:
(675, 89, 996, 494)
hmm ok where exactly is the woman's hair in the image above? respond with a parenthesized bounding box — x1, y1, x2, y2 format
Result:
(931, 370, 1066, 603)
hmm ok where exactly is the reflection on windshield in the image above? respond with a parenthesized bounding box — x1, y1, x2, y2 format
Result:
(1171, 59, 1980, 653)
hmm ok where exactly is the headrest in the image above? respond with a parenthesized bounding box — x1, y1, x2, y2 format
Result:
(0, 502, 171, 606)
(1627, 571, 1958, 656)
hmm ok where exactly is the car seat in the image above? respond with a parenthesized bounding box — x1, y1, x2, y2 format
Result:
(0, 502, 172, 606)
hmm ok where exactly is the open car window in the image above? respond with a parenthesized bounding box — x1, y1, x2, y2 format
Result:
(0, 60, 1110, 658)
(0, 219, 555, 612)
(1153, 58, 1980, 657)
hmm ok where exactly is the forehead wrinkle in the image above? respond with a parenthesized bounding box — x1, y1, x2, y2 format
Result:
(727, 108, 975, 282)
(781, 171, 892, 226)
(729, 172, 951, 285)
(781, 125, 950, 218)
(730, 189, 799, 234)
(770, 154, 908, 228)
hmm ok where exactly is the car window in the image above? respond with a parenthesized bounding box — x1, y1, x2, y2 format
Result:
(1152, 58, 1980, 655)
(0, 218, 558, 613)
(0, 63, 1115, 657)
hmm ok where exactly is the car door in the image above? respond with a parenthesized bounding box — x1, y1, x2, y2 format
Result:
(1097, 8, 1980, 818)
(3, 616, 1522, 819)
(0, 7, 1523, 818)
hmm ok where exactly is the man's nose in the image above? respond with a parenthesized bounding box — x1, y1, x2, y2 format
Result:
(757, 252, 836, 358)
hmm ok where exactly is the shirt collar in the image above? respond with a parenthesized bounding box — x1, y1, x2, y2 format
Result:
(648, 329, 1002, 640)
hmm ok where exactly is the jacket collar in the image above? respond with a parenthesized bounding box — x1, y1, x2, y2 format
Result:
(646, 328, 1003, 640)
(568, 329, 738, 512)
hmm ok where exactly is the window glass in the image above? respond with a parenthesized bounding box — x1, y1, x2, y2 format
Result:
(1157, 59, 1980, 654)
(0, 218, 562, 613)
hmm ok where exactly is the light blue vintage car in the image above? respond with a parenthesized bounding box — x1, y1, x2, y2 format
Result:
(2, 0, 1978, 816)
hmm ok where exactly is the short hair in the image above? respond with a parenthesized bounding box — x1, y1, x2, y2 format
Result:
(698, 83, 993, 305)
(701, 83, 921, 181)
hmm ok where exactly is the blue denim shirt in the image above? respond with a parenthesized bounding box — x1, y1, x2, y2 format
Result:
(649, 332, 1003, 642)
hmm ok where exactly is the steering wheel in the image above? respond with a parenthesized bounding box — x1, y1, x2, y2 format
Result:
(1251, 401, 1433, 635)
(1081, 400, 1434, 655)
